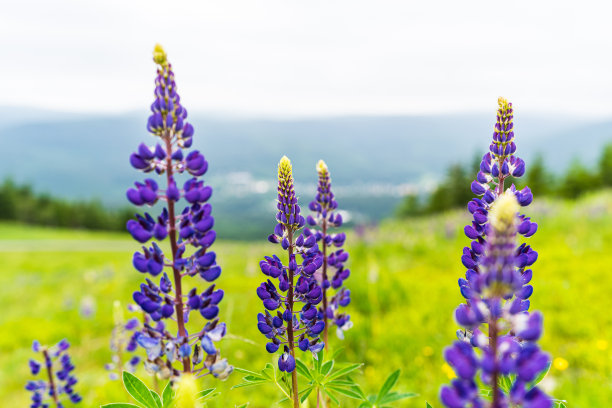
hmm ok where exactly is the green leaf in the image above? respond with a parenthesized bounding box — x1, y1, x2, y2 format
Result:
(234, 367, 264, 377)
(426, 403, 434, 408)
(314, 350, 324, 373)
(295, 359, 313, 381)
(327, 364, 363, 381)
(242, 375, 267, 382)
(100, 404, 142, 408)
(261, 364, 275, 380)
(320, 360, 335, 377)
(196, 388, 216, 399)
(150, 390, 162, 408)
(300, 387, 314, 403)
(231, 381, 268, 389)
(235, 404, 249, 408)
(161, 382, 173, 407)
(559, 403, 567, 408)
(326, 385, 364, 400)
(379, 391, 418, 404)
(122, 372, 158, 408)
(331, 347, 345, 361)
(376, 369, 401, 402)
(321, 387, 340, 406)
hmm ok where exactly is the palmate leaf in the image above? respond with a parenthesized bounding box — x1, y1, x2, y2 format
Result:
(122, 372, 159, 408)
(196, 388, 217, 400)
(161, 382, 174, 407)
(320, 360, 335, 378)
(326, 384, 365, 400)
(379, 391, 417, 404)
(426, 403, 434, 408)
(101, 404, 141, 408)
(150, 390, 162, 408)
(326, 363, 363, 382)
(376, 369, 401, 403)
(295, 358, 313, 381)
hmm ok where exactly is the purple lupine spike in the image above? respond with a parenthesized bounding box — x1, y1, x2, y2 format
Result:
(461, 98, 539, 318)
(124, 44, 231, 381)
(441, 192, 552, 408)
(258, 156, 325, 407)
(26, 339, 82, 407)
(303, 160, 352, 347)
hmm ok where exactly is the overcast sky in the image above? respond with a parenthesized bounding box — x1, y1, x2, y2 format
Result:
(2, 0, 611, 118)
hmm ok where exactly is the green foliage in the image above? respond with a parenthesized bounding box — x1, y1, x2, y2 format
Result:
(0, 178, 132, 230)
(399, 142, 612, 216)
(101, 372, 171, 408)
(101, 372, 219, 408)
(357, 369, 417, 408)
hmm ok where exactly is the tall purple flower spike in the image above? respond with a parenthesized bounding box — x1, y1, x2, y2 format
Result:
(441, 193, 552, 408)
(26, 339, 82, 407)
(304, 160, 351, 346)
(257, 156, 325, 407)
(440, 98, 553, 408)
(462, 97, 538, 318)
(126, 44, 231, 381)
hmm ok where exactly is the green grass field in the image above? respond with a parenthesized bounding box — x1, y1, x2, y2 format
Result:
(1, 192, 611, 407)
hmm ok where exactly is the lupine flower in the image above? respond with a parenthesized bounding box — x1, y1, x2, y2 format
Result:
(441, 191, 552, 408)
(304, 160, 352, 343)
(257, 156, 325, 406)
(105, 301, 143, 380)
(26, 339, 81, 407)
(460, 97, 538, 325)
(126, 44, 231, 381)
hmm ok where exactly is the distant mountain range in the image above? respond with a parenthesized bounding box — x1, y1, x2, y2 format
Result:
(1, 107, 611, 238)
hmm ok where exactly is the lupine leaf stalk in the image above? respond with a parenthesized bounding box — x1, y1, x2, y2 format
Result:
(257, 156, 326, 408)
(26, 339, 82, 407)
(126, 44, 231, 381)
(440, 99, 552, 408)
(305, 160, 351, 347)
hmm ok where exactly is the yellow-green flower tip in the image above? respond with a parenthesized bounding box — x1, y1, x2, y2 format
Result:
(316, 159, 328, 176)
(175, 374, 200, 408)
(489, 191, 519, 232)
(278, 155, 293, 181)
(153, 44, 168, 66)
(498, 96, 510, 111)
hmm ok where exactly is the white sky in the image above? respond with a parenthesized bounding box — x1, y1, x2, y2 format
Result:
(2, 0, 612, 117)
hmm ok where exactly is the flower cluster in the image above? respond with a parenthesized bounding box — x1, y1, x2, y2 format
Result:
(461, 97, 538, 317)
(441, 99, 552, 408)
(442, 192, 552, 407)
(26, 339, 81, 407)
(257, 156, 326, 377)
(125, 44, 230, 380)
(304, 160, 351, 342)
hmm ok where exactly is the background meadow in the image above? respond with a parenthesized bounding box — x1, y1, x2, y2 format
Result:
(3, 0, 612, 406)
(1, 191, 610, 407)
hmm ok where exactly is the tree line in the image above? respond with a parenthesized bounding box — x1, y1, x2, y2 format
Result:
(397, 142, 612, 217)
(0, 179, 133, 231)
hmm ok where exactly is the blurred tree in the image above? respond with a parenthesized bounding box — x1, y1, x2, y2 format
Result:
(599, 142, 612, 187)
(558, 159, 600, 198)
(523, 154, 554, 196)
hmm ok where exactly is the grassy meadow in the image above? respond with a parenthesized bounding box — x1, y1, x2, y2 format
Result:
(1, 192, 611, 407)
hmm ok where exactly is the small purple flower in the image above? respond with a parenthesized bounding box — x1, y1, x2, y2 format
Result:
(27, 339, 81, 407)
(124, 44, 230, 380)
